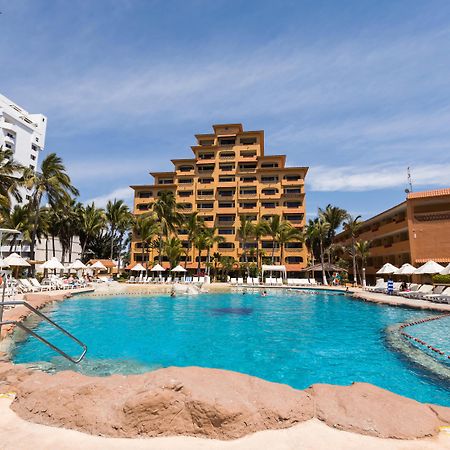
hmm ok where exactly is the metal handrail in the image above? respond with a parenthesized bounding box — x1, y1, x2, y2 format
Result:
(0, 300, 87, 364)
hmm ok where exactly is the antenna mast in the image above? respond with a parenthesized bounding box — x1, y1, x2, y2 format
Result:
(405, 167, 413, 194)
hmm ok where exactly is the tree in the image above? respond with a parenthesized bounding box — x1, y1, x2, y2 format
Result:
(355, 240, 371, 287)
(183, 212, 204, 268)
(253, 220, 267, 274)
(313, 219, 331, 285)
(261, 215, 283, 264)
(203, 227, 224, 276)
(318, 204, 348, 244)
(0, 204, 34, 252)
(23, 153, 78, 273)
(193, 231, 208, 274)
(343, 214, 362, 285)
(78, 203, 106, 260)
(276, 224, 303, 266)
(106, 199, 131, 261)
(212, 252, 222, 281)
(132, 214, 160, 274)
(164, 237, 184, 269)
(0, 146, 26, 210)
(237, 216, 255, 277)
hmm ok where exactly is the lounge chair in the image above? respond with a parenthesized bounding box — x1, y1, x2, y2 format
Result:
(237, 277, 244, 285)
(423, 286, 450, 301)
(309, 279, 317, 285)
(252, 277, 260, 285)
(193, 277, 199, 283)
(246, 277, 253, 285)
(127, 276, 136, 283)
(403, 285, 434, 299)
(229, 277, 237, 285)
(18, 279, 39, 292)
(276, 278, 283, 285)
(30, 278, 52, 291)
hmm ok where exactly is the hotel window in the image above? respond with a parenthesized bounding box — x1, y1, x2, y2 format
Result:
(159, 178, 174, 184)
(196, 256, 208, 262)
(5, 143, 12, 149)
(178, 190, 192, 197)
(284, 201, 302, 208)
(217, 215, 235, 222)
(202, 215, 214, 221)
(29, 164, 35, 170)
(262, 202, 277, 208)
(198, 139, 214, 146)
(240, 151, 256, 158)
(285, 256, 303, 263)
(262, 241, 279, 249)
(199, 177, 214, 184)
(219, 202, 235, 208)
(137, 204, 151, 211)
(198, 152, 214, 159)
(219, 138, 236, 146)
(261, 162, 279, 168)
(219, 163, 234, 171)
(241, 176, 256, 183)
(218, 176, 234, 182)
(178, 229, 188, 235)
(239, 163, 257, 171)
(218, 189, 234, 197)
(284, 214, 303, 221)
(178, 165, 194, 172)
(284, 188, 301, 195)
(261, 176, 278, 183)
(181, 241, 189, 249)
(284, 174, 301, 181)
(239, 188, 257, 195)
(219, 151, 235, 159)
(197, 189, 214, 197)
(241, 242, 257, 249)
(262, 188, 278, 195)
(240, 137, 257, 145)
(6, 133, 14, 139)
(285, 242, 303, 249)
(197, 203, 214, 209)
(218, 242, 235, 249)
(197, 164, 215, 172)
(240, 214, 257, 221)
(178, 203, 192, 209)
(240, 202, 256, 209)
(30, 154, 36, 161)
(218, 228, 235, 235)
(32, 144, 38, 151)
(138, 191, 153, 198)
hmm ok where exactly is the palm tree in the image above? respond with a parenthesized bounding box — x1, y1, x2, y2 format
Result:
(319, 204, 348, 244)
(212, 251, 222, 281)
(193, 231, 208, 275)
(106, 199, 131, 261)
(277, 224, 303, 266)
(355, 240, 371, 287)
(261, 215, 283, 264)
(132, 214, 160, 273)
(237, 216, 255, 276)
(78, 203, 106, 260)
(23, 153, 78, 272)
(164, 237, 184, 269)
(314, 219, 331, 285)
(183, 212, 204, 268)
(152, 191, 183, 262)
(0, 204, 33, 252)
(343, 214, 362, 285)
(254, 220, 267, 274)
(203, 227, 224, 276)
(0, 146, 26, 210)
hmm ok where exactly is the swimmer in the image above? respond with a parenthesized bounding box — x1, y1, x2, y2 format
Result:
(261, 290, 267, 297)
(170, 289, 176, 298)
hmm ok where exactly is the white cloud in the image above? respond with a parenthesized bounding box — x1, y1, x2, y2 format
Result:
(308, 163, 450, 192)
(85, 187, 133, 208)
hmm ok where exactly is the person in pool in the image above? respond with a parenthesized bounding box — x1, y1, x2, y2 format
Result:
(261, 290, 268, 297)
(170, 289, 176, 298)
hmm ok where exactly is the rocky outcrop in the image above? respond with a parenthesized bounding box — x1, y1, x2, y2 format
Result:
(8, 365, 450, 440)
(307, 382, 447, 439)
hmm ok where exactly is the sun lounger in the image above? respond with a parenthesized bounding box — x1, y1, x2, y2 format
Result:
(276, 278, 283, 285)
(309, 279, 317, 285)
(252, 277, 259, 285)
(127, 276, 136, 283)
(237, 277, 244, 285)
(423, 286, 450, 301)
(403, 284, 434, 299)
(229, 278, 237, 285)
(18, 279, 39, 292)
(30, 278, 52, 291)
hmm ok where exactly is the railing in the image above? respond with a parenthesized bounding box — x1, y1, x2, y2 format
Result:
(0, 296, 87, 364)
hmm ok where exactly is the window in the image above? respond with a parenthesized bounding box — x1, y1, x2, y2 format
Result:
(26, 195, 31, 200)
(199, 139, 214, 146)
(219, 202, 235, 208)
(219, 163, 234, 171)
(6, 133, 14, 138)
(32, 144, 38, 151)
(219, 151, 235, 159)
(218, 242, 235, 249)
(240, 202, 256, 209)
(240, 151, 256, 158)
(261, 176, 279, 183)
(197, 164, 215, 172)
(138, 191, 153, 198)
(284, 188, 301, 195)
(240, 214, 257, 221)
(137, 204, 151, 211)
(5, 143, 12, 149)
(261, 202, 277, 208)
(218, 176, 235, 182)
(217, 215, 235, 222)
(284, 174, 301, 181)
(239, 188, 257, 195)
(178, 191, 192, 197)
(199, 177, 214, 184)
(30, 154, 36, 161)
(261, 162, 278, 168)
(284, 201, 302, 208)
(241, 242, 257, 249)
(284, 214, 303, 221)
(285, 242, 303, 249)
(178, 178, 193, 184)
(198, 152, 214, 159)
(29, 164, 35, 170)
(240, 137, 257, 145)
(218, 228, 235, 235)
(178, 165, 194, 172)
(202, 215, 214, 221)
(178, 203, 192, 209)
(178, 229, 188, 235)
(239, 163, 257, 171)
(159, 178, 174, 185)
(240, 176, 256, 183)
(219, 138, 235, 146)
(285, 256, 303, 263)
(197, 203, 214, 209)
(197, 189, 214, 196)
(262, 188, 278, 195)
(262, 241, 279, 249)
(218, 189, 234, 196)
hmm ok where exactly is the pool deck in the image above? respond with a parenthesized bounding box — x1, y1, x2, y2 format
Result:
(0, 397, 447, 450)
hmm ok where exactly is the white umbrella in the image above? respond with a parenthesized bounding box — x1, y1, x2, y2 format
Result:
(4, 252, 31, 267)
(42, 256, 65, 270)
(131, 263, 146, 271)
(376, 263, 398, 274)
(150, 264, 165, 272)
(414, 260, 445, 275)
(394, 263, 416, 275)
(70, 259, 87, 270)
(91, 261, 107, 270)
(0, 258, 10, 268)
(171, 265, 187, 272)
(440, 263, 450, 275)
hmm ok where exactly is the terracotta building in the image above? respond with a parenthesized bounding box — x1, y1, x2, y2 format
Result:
(130, 123, 308, 272)
(334, 188, 450, 280)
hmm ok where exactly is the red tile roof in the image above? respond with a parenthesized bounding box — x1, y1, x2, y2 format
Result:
(415, 258, 450, 263)
(87, 259, 117, 268)
(407, 188, 450, 199)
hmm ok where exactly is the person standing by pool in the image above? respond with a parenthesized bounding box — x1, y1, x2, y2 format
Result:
(387, 277, 394, 295)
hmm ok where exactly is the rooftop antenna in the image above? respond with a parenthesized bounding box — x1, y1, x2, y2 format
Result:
(405, 167, 413, 194)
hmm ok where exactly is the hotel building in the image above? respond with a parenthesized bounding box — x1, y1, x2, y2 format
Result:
(131, 123, 308, 272)
(0, 92, 47, 203)
(334, 188, 450, 281)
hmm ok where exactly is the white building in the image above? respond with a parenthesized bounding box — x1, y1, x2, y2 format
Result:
(0, 92, 47, 203)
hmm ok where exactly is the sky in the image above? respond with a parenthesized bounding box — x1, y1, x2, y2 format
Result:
(1, 0, 450, 219)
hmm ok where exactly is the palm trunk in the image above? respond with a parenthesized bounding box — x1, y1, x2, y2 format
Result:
(271, 239, 275, 264)
(110, 226, 115, 260)
(206, 247, 211, 276)
(351, 236, 357, 285)
(52, 235, 56, 257)
(320, 238, 327, 285)
(197, 249, 202, 275)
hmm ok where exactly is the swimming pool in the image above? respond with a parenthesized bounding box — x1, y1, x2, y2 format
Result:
(10, 290, 450, 406)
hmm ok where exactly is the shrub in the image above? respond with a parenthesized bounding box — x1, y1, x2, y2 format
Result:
(432, 274, 450, 284)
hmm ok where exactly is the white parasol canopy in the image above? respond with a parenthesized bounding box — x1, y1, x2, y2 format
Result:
(394, 263, 416, 275)
(0, 258, 10, 268)
(376, 263, 398, 274)
(4, 252, 31, 267)
(171, 265, 187, 272)
(440, 263, 450, 275)
(42, 256, 65, 270)
(150, 264, 165, 272)
(91, 260, 107, 270)
(414, 260, 445, 275)
(131, 263, 146, 271)
(70, 259, 87, 270)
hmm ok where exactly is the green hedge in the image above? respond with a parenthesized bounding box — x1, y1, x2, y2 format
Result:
(432, 274, 450, 284)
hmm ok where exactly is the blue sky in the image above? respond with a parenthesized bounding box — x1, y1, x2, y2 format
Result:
(1, 0, 450, 219)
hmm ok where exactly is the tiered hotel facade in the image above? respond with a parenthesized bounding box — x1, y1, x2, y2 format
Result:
(131, 124, 308, 272)
(0, 92, 47, 204)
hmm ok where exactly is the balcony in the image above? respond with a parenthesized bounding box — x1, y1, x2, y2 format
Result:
(282, 178, 303, 186)
(369, 240, 410, 257)
(0, 121, 16, 132)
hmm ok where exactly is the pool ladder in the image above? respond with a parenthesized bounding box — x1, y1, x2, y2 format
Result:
(0, 281, 87, 364)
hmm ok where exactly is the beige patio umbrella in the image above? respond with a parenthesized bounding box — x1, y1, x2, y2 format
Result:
(4, 252, 31, 278)
(376, 263, 398, 275)
(42, 257, 65, 270)
(91, 260, 107, 271)
(414, 261, 445, 274)
(131, 263, 146, 271)
(439, 263, 450, 275)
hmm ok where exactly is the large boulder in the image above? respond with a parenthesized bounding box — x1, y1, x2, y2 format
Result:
(12, 366, 314, 439)
(307, 382, 447, 439)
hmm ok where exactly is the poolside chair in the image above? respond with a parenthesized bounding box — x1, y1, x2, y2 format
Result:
(276, 278, 283, 285)
(309, 279, 317, 286)
(252, 277, 260, 285)
(246, 277, 253, 285)
(229, 277, 237, 285)
(18, 279, 39, 292)
(198, 276, 205, 283)
(193, 276, 199, 284)
(30, 278, 52, 291)
(403, 284, 434, 299)
(423, 286, 450, 301)
(237, 277, 244, 285)
(127, 276, 136, 283)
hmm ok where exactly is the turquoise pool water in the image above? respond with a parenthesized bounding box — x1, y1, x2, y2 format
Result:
(11, 290, 450, 406)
